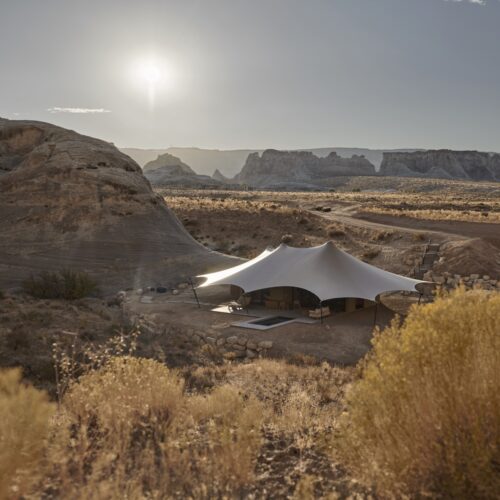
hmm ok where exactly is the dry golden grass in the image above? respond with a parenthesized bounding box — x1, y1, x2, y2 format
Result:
(2, 289, 499, 498)
(338, 288, 500, 498)
(0, 368, 55, 498)
(163, 182, 500, 224)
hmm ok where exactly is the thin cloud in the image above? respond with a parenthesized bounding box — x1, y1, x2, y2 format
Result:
(445, 0, 486, 4)
(47, 107, 111, 114)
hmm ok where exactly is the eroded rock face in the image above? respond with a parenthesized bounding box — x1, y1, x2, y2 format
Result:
(380, 150, 500, 181)
(0, 118, 231, 292)
(143, 152, 197, 176)
(234, 150, 375, 189)
(143, 152, 225, 188)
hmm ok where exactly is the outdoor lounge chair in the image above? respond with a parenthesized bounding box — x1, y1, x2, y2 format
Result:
(308, 306, 331, 319)
(228, 295, 251, 312)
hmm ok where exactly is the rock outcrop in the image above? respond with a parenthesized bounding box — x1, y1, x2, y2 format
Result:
(143, 153, 226, 188)
(234, 150, 376, 189)
(0, 118, 232, 293)
(212, 168, 229, 183)
(380, 150, 500, 182)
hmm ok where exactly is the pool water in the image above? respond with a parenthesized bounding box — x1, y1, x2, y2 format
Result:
(250, 316, 293, 326)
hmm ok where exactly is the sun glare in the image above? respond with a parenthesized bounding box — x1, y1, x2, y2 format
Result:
(138, 61, 162, 85)
(130, 56, 176, 107)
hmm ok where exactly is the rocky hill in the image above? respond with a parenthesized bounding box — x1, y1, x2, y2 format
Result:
(143, 152, 197, 176)
(0, 118, 232, 293)
(212, 169, 229, 183)
(380, 150, 500, 182)
(143, 153, 225, 188)
(234, 149, 376, 189)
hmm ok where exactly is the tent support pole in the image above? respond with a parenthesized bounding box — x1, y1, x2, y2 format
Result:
(189, 278, 200, 308)
(373, 301, 378, 327)
(418, 293, 423, 305)
(320, 299, 323, 324)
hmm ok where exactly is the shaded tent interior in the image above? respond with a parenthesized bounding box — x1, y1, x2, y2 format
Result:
(228, 285, 374, 314)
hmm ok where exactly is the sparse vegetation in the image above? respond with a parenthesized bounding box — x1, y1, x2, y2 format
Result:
(23, 270, 98, 300)
(362, 248, 380, 260)
(327, 225, 346, 238)
(1, 289, 499, 498)
(338, 288, 500, 498)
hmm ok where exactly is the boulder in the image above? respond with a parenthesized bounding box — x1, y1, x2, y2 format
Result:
(258, 340, 273, 349)
(247, 340, 258, 350)
(246, 349, 258, 359)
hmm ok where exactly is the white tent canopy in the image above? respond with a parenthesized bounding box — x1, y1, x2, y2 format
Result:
(198, 242, 426, 302)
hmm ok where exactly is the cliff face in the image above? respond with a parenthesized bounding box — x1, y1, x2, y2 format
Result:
(0, 118, 231, 292)
(143, 153, 225, 188)
(235, 149, 375, 188)
(380, 150, 500, 181)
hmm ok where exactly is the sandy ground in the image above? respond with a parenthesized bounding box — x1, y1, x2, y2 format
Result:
(125, 286, 408, 365)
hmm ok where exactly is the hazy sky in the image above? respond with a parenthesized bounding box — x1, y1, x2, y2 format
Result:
(1, 0, 499, 151)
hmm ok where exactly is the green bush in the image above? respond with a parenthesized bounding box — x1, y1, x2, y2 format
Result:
(23, 270, 98, 300)
(338, 288, 500, 498)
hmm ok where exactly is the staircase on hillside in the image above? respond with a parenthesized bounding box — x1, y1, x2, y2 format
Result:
(413, 241, 440, 280)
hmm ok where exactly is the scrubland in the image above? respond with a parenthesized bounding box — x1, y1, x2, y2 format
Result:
(162, 176, 500, 226)
(163, 190, 426, 276)
(1, 288, 499, 499)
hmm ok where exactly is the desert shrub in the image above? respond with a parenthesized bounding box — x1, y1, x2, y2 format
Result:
(23, 270, 98, 300)
(327, 225, 346, 238)
(372, 230, 393, 242)
(362, 248, 380, 260)
(412, 232, 427, 241)
(281, 233, 293, 243)
(38, 356, 264, 498)
(338, 288, 500, 498)
(0, 368, 55, 498)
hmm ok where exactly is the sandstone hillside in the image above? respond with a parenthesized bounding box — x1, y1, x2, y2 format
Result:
(0, 118, 232, 293)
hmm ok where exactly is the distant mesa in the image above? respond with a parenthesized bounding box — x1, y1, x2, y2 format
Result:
(143, 152, 197, 176)
(233, 149, 376, 189)
(0, 118, 232, 293)
(143, 152, 228, 188)
(380, 150, 500, 182)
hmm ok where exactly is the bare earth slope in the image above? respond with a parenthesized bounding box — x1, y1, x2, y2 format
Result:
(0, 118, 231, 293)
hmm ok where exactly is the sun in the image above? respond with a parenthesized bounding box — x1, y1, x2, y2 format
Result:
(129, 56, 176, 106)
(138, 61, 162, 85)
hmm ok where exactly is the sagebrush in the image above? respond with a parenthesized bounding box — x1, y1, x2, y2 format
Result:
(338, 288, 500, 498)
(23, 270, 98, 299)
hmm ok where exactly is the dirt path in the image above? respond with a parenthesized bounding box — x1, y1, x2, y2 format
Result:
(308, 207, 451, 241)
(310, 205, 500, 246)
(356, 212, 500, 246)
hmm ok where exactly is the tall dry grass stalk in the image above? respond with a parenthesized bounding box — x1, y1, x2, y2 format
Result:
(338, 288, 500, 498)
